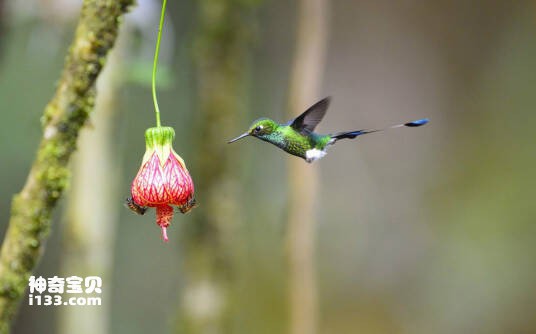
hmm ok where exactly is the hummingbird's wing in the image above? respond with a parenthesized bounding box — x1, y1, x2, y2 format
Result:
(289, 97, 331, 134)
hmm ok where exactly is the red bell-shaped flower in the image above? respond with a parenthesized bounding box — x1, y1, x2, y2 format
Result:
(130, 127, 195, 242)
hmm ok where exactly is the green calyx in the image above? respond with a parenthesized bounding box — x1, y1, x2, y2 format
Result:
(144, 126, 175, 149)
(142, 126, 176, 166)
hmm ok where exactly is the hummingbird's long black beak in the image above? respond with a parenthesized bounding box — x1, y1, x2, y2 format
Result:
(228, 132, 249, 143)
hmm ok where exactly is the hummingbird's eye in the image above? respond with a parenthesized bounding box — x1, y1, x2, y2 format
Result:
(254, 125, 263, 133)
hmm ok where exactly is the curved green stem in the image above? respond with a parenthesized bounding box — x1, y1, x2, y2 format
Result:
(152, 0, 167, 127)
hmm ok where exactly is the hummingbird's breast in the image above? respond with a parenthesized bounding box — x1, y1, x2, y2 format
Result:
(279, 128, 316, 159)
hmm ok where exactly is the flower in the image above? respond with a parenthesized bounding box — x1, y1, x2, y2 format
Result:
(130, 126, 196, 242)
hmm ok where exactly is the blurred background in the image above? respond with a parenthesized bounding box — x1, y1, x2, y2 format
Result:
(1, 0, 536, 333)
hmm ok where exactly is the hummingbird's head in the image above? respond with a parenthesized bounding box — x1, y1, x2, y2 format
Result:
(228, 118, 278, 143)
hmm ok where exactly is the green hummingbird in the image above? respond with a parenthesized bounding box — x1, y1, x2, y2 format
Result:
(228, 97, 429, 163)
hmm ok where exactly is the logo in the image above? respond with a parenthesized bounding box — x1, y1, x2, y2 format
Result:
(28, 276, 102, 306)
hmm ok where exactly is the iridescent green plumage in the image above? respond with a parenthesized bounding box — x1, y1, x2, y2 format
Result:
(228, 97, 429, 163)
(251, 120, 332, 160)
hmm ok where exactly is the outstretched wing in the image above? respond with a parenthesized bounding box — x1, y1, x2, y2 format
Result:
(289, 97, 331, 134)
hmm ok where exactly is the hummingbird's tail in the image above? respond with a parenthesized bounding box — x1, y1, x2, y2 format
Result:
(331, 118, 429, 141)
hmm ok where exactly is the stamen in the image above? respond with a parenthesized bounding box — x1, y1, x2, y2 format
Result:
(156, 204, 174, 242)
(161, 225, 169, 242)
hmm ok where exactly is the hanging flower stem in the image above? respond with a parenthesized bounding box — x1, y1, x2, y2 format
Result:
(152, 0, 168, 128)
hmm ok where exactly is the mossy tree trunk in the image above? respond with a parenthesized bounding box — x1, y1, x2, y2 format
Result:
(176, 0, 258, 333)
(0, 0, 133, 332)
(286, 0, 329, 334)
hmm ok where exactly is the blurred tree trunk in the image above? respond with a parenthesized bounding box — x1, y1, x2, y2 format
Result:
(0, 0, 132, 332)
(286, 0, 329, 334)
(176, 1, 257, 333)
(59, 25, 129, 334)
(0, 0, 4, 60)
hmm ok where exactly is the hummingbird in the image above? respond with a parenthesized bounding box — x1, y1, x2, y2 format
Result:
(228, 97, 429, 163)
